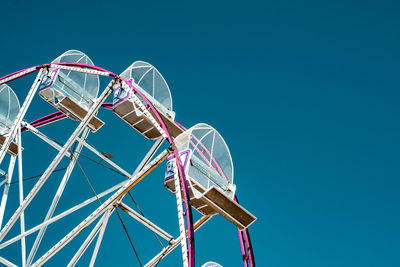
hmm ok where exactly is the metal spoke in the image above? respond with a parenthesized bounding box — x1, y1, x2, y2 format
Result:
(67, 210, 110, 267)
(26, 128, 90, 266)
(0, 79, 115, 243)
(89, 208, 113, 267)
(31, 149, 170, 267)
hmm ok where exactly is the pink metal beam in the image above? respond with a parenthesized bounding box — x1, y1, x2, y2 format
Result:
(235, 195, 256, 267)
(22, 103, 114, 131)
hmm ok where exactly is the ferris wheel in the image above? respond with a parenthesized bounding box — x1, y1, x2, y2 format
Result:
(0, 50, 257, 267)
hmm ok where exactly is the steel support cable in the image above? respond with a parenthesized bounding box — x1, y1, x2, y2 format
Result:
(77, 150, 166, 249)
(75, 142, 166, 250)
(73, 154, 102, 205)
(69, 146, 144, 267)
(78, 152, 127, 177)
(0, 62, 195, 266)
(69, 144, 164, 263)
(115, 207, 143, 267)
(74, 147, 166, 252)
(25, 129, 165, 251)
(2, 134, 148, 265)
(9, 167, 68, 185)
(65, 137, 166, 250)
(127, 192, 165, 249)
(71, 151, 143, 267)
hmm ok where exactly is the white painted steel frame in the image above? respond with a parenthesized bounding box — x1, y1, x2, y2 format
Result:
(89, 208, 112, 267)
(26, 128, 91, 266)
(0, 68, 45, 166)
(133, 137, 165, 176)
(50, 64, 111, 78)
(0, 67, 179, 267)
(0, 78, 117, 243)
(76, 137, 131, 178)
(0, 65, 183, 267)
(17, 128, 26, 267)
(67, 216, 105, 266)
(30, 149, 170, 267)
(173, 160, 189, 267)
(0, 180, 127, 250)
(0, 154, 16, 228)
(67, 208, 113, 267)
(0, 256, 18, 267)
(144, 215, 212, 267)
(118, 202, 173, 242)
(0, 63, 249, 267)
(21, 122, 72, 158)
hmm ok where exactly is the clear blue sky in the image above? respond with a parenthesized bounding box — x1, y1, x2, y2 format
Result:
(0, 0, 400, 266)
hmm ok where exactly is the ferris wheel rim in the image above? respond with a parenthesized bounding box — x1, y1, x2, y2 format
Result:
(0, 61, 196, 266)
(0, 61, 256, 267)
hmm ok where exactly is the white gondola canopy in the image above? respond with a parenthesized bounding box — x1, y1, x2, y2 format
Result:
(174, 123, 235, 198)
(0, 84, 20, 136)
(118, 61, 173, 118)
(201, 262, 223, 267)
(49, 50, 99, 110)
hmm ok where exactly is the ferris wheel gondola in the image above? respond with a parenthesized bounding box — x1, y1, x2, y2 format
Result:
(164, 123, 256, 230)
(38, 50, 104, 132)
(113, 61, 183, 140)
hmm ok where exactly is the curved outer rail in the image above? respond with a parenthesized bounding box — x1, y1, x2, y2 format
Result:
(0, 63, 255, 267)
(235, 196, 256, 267)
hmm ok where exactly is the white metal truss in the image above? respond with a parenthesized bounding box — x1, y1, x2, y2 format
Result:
(144, 215, 211, 267)
(29, 149, 170, 267)
(133, 137, 165, 176)
(50, 64, 112, 78)
(0, 154, 16, 228)
(0, 68, 45, 166)
(173, 160, 189, 267)
(0, 180, 126, 250)
(118, 202, 173, 242)
(0, 73, 185, 266)
(0, 68, 181, 267)
(21, 122, 72, 158)
(0, 68, 177, 266)
(75, 137, 131, 178)
(26, 128, 91, 266)
(0, 67, 38, 86)
(67, 208, 113, 267)
(88, 208, 112, 267)
(0, 78, 116, 243)
(67, 215, 106, 266)
(0, 256, 18, 267)
(17, 127, 26, 267)
(0, 63, 254, 267)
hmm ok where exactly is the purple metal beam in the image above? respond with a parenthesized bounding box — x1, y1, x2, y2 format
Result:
(21, 103, 114, 131)
(235, 195, 256, 267)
